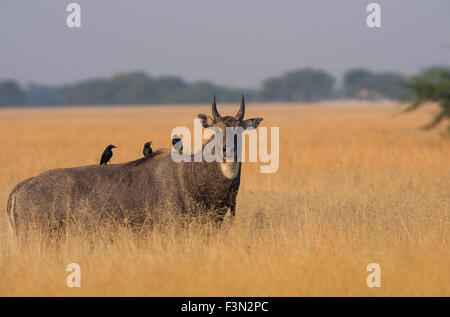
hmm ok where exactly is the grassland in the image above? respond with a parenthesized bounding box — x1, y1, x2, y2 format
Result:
(0, 102, 448, 296)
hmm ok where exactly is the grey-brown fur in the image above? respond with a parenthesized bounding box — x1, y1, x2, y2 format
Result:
(6, 96, 262, 232)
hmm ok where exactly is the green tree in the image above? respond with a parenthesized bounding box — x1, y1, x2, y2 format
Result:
(343, 69, 372, 93)
(62, 78, 111, 105)
(261, 69, 335, 102)
(25, 84, 63, 106)
(108, 72, 156, 104)
(343, 69, 407, 100)
(0, 80, 25, 107)
(403, 67, 450, 131)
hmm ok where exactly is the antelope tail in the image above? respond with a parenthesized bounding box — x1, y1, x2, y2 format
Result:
(6, 192, 16, 231)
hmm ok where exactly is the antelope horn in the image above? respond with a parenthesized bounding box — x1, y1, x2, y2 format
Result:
(212, 95, 222, 121)
(235, 94, 245, 121)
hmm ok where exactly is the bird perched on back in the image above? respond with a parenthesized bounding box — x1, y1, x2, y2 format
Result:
(143, 141, 153, 158)
(99, 144, 116, 166)
(172, 134, 183, 153)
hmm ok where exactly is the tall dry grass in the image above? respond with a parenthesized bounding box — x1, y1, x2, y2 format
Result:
(0, 102, 449, 296)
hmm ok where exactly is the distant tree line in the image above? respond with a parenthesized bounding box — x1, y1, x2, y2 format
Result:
(0, 67, 447, 107)
(0, 81, 25, 106)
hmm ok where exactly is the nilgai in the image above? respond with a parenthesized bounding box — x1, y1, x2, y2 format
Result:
(6, 96, 263, 233)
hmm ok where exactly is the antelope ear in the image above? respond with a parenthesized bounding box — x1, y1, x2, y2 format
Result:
(198, 114, 215, 128)
(242, 118, 263, 129)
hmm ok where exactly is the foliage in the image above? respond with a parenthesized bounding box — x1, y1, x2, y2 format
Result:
(0, 68, 434, 106)
(343, 69, 408, 100)
(61, 72, 248, 105)
(0, 80, 25, 107)
(25, 84, 63, 106)
(261, 68, 335, 102)
(403, 67, 450, 130)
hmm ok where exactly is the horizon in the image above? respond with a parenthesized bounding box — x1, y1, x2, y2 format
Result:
(2, 66, 442, 89)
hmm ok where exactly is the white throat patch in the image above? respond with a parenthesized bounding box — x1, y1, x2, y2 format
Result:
(220, 162, 239, 179)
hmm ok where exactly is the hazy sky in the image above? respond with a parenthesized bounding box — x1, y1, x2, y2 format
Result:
(1, 0, 449, 88)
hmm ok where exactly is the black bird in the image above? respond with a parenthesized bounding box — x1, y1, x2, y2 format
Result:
(99, 145, 116, 165)
(172, 134, 183, 152)
(143, 141, 153, 158)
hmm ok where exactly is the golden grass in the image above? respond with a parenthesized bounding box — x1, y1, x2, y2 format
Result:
(0, 101, 449, 296)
